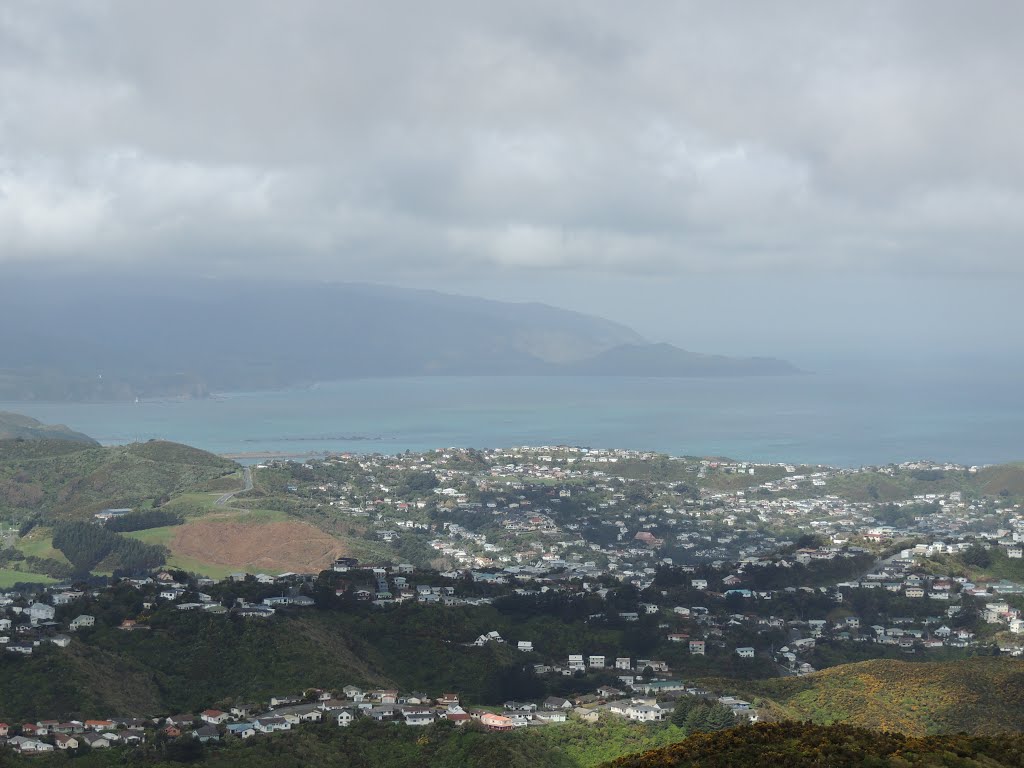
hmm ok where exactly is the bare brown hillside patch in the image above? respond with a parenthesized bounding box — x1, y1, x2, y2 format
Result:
(170, 520, 348, 573)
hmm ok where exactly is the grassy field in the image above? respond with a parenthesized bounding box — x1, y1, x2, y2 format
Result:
(13, 529, 70, 564)
(0, 567, 57, 587)
(122, 526, 178, 547)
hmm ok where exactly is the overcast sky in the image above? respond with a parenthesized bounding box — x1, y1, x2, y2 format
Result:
(2, 2, 1022, 364)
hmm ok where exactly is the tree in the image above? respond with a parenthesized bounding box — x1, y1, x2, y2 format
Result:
(962, 544, 992, 569)
(671, 697, 696, 727)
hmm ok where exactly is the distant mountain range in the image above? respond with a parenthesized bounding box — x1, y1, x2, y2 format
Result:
(0, 275, 798, 400)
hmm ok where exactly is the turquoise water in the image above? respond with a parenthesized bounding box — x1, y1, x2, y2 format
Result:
(3, 372, 1023, 467)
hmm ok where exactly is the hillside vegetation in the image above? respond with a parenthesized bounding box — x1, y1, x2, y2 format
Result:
(0, 439, 236, 521)
(710, 656, 1024, 735)
(0, 609, 394, 721)
(0, 411, 97, 444)
(604, 721, 1024, 768)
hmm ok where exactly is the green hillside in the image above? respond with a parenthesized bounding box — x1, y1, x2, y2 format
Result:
(0, 609, 395, 721)
(0, 410, 98, 444)
(711, 656, 1024, 736)
(604, 722, 1024, 768)
(0, 438, 237, 521)
(977, 462, 1024, 496)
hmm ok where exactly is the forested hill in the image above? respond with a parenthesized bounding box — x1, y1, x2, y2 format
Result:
(0, 276, 797, 400)
(604, 722, 1024, 768)
(0, 438, 237, 521)
(0, 411, 97, 444)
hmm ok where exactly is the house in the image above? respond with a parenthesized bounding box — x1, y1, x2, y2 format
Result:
(27, 603, 55, 624)
(689, 640, 706, 655)
(614, 657, 632, 670)
(9, 736, 54, 753)
(200, 710, 229, 725)
(626, 704, 664, 722)
(193, 725, 220, 742)
(536, 710, 568, 723)
(81, 733, 111, 748)
(69, 615, 95, 631)
(517, 641, 533, 652)
(691, 579, 708, 590)
(226, 723, 257, 739)
(335, 710, 355, 727)
(0, 723, 8, 737)
(543, 697, 573, 711)
(164, 725, 182, 738)
(342, 685, 365, 701)
(254, 717, 291, 733)
(53, 734, 79, 749)
(479, 712, 514, 731)
(588, 655, 606, 669)
(404, 711, 435, 727)
(576, 708, 601, 724)
(503, 701, 537, 713)
(439, 704, 468, 724)
(719, 696, 751, 713)
(568, 654, 586, 671)
(736, 647, 755, 658)
(49, 634, 71, 648)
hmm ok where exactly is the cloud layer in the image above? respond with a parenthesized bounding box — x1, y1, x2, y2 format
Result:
(2, 2, 1023, 278)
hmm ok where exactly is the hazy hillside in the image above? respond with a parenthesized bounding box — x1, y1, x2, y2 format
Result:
(0, 276, 796, 400)
(0, 439, 237, 521)
(714, 656, 1024, 736)
(0, 411, 97, 444)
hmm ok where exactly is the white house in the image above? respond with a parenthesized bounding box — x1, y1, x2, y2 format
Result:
(625, 705, 664, 722)
(28, 603, 55, 623)
(69, 615, 95, 631)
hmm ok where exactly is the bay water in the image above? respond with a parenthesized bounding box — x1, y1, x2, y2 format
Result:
(3, 370, 1023, 468)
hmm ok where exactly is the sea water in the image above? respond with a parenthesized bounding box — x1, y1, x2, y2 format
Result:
(3, 370, 1023, 467)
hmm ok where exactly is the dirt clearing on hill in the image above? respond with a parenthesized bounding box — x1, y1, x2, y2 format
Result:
(170, 519, 348, 573)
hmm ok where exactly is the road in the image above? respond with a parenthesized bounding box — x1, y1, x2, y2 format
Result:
(215, 466, 253, 507)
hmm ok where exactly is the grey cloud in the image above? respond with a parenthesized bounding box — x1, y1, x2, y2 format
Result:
(1, 1, 1023, 278)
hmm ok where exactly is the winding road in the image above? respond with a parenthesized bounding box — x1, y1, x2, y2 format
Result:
(215, 466, 253, 506)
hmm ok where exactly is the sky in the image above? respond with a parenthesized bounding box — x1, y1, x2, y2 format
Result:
(1, 2, 1022, 366)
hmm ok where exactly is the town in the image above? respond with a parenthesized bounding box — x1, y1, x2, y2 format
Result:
(1, 446, 1023, 755)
